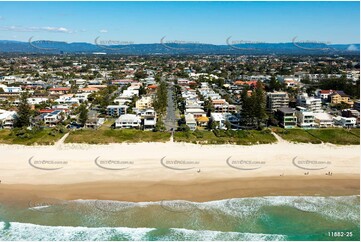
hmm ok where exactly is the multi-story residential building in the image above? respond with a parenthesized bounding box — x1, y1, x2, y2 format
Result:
(115, 114, 141, 129)
(185, 108, 206, 118)
(140, 109, 157, 130)
(212, 99, 236, 113)
(210, 112, 226, 130)
(136, 96, 153, 110)
(107, 105, 128, 117)
(295, 106, 316, 128)
(275, 107, 297, 128)
(296, 93, 322, 113)
(329, 91, 354, 106)
(266, 92, 289, 112)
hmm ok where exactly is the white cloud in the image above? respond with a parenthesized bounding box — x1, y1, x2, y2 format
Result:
(0, 26, 73, 33)
(99, 29, 108, 33)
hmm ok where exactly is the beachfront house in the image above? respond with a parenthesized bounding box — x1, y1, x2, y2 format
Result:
(210, 113, 226, 130)
(333, 116, 356, 128)
(140, 109, 157, 130)
(115, 114, 141, 129)
(295, 107, 316, 128)
(0, 109, 17, 129)
(275, 107, 297, 128)
(185, 113, 197, 131)
(314, 113, 334, 128)
(44, 110, 64, 126)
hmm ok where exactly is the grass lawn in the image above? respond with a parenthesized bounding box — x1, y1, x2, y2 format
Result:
(65, 129, 171, 144)
(174, 130, 277, 145)
(273, 127, 360, 145)
(0, 129, 64, 145)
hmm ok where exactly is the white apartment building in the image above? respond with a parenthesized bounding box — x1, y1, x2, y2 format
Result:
(296, 107, 316, 128)
(297, 93, 322, 113)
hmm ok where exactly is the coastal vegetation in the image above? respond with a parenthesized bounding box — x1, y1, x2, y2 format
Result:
(273, 127, 360, 145)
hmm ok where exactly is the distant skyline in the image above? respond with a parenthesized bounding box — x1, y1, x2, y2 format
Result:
(0, 1, 359, 45)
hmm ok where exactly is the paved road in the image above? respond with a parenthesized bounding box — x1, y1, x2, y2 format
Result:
(164, 83, 178, 131)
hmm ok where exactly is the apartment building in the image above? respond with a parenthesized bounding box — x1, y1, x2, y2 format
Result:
(107, 105, 128, 117)
(295, 107, 316, 128)
(296, 93, 322, 113)
(275, 107, 297, 128)
(266, 92, 289, 112)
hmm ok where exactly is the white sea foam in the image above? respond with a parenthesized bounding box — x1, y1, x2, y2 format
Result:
(0, 222, 287, 241)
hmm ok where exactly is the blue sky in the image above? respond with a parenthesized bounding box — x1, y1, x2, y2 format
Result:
(0, 1, 359, 44)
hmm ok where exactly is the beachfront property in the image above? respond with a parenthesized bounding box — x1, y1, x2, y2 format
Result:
(295, 107, 316, 128)
(140, 108, 157, 130)
(0, 109, 17, 129)
(333, 116, 357, 128)
(115, 114, 141, 129)
(185, 113, 197, 131)
(44, 110, 64, 126)
(210, 112, 226, 130)
(266, 92, 289, 111)
(275, 107, 298, 128)
(314, 112, 334, 128)
(85, 110, 105, 129)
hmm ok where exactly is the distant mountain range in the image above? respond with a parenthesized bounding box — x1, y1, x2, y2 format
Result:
(0, 40, 359, 55)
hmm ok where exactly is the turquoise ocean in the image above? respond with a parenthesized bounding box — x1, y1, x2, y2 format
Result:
(0, 196, 359, 241)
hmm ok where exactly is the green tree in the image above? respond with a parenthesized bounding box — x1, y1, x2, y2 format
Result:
(78, 104, 89, 127)
(14, 92, 31, 128)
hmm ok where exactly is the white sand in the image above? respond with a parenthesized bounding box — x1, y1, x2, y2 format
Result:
(0, 141, 359, 185)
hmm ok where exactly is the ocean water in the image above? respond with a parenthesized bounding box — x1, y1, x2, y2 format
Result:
(0, 196, 359, 241)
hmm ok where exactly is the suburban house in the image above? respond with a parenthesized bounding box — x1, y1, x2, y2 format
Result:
(0, 109, 17, 129)
(266, 92, 289, 112)
(49, 87, 71, 95)
(317, 89, 334, 101)
(295, 106, 316, 128)
(44, 110, 64, 126)
(107, 105, 128, 117)
(314, 112, 334, 128)
(185, 108, 206, 118)
(185, 113, 197, 131)
(329, 91, 354, 106)
(115, 114, 141, 129)
(275, 107, 297, 128)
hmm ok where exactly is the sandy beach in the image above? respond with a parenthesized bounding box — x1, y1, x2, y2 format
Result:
(0, 141, 359, 202)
